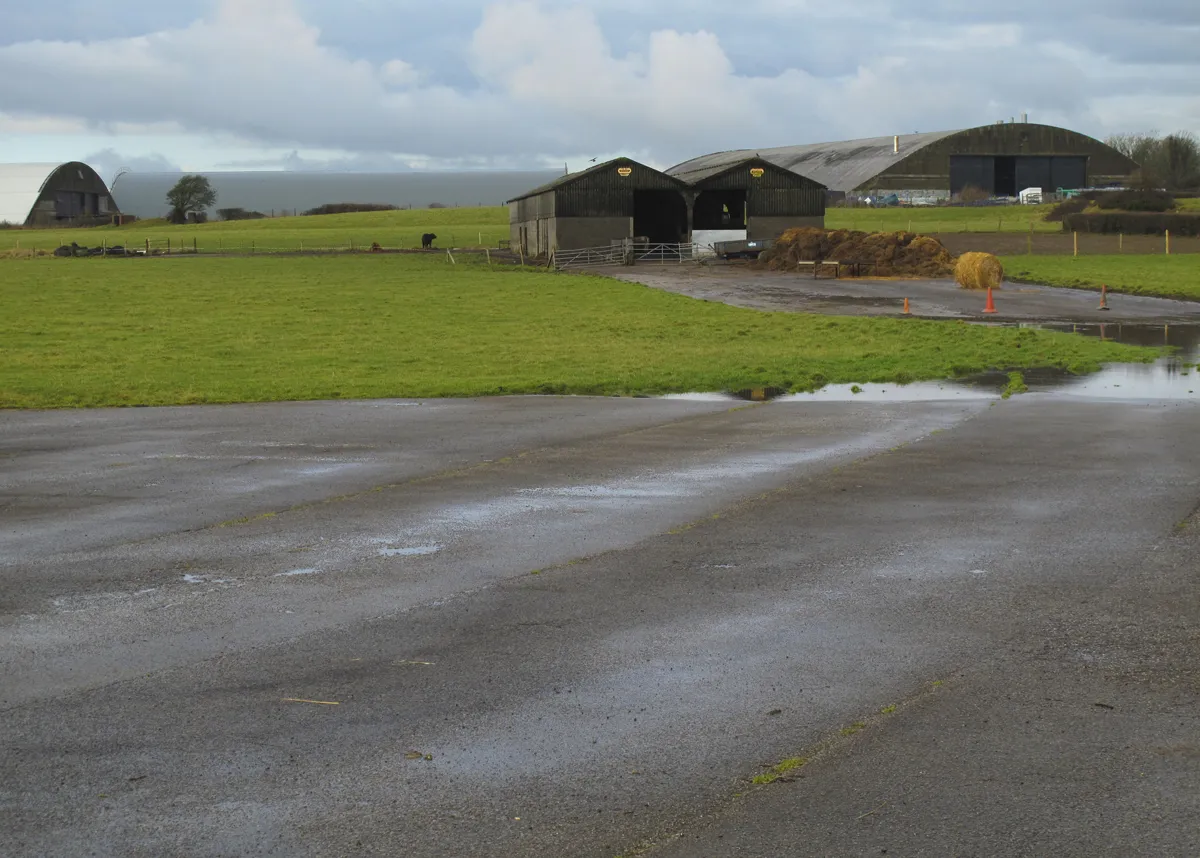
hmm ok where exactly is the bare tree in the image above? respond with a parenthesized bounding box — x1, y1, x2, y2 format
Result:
(1162, 132, 1200, 190)
(1106, 131, 1200, 190)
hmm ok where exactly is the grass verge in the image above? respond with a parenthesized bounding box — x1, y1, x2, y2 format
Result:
(1001, 255, 1200, 301)
(0, 255, 1154, 409)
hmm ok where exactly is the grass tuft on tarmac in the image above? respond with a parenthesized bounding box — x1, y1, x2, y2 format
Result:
(0, 254, 1154, 409)
(1002, 255, 1200, 301)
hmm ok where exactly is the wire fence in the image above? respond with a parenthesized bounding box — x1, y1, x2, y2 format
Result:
(2, 233, 516, 257)
(4, 230, 1195, 259)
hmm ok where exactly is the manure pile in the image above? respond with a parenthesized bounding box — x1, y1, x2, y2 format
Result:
(759, 228, 956, 277)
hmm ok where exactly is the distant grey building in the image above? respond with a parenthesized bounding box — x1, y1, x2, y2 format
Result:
(0, 162, 119, 226)
(109, 170, 561, 220)
(668, 122, 1139, 203)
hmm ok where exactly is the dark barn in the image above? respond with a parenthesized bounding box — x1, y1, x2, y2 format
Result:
(0, 162, 120, 226)
(508, 158, 692, 257)
(508, 156, 826, 256)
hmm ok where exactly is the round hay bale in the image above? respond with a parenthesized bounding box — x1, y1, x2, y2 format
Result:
(954, 252, 1004, 290)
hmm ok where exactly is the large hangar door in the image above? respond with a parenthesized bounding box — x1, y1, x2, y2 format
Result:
(1016, 157, 1053, 193)
(950, 156, 994, 196)
(1051, 157, 1087, 191)
(953, 155, 1090, 196)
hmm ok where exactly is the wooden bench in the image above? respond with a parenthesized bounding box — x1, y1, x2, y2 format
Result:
(815, 260, 843, 279)
(839, 260, 877, 277)
(792, 260, 874, 278)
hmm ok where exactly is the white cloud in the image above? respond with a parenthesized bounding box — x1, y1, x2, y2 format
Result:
(380, 59, 420, 88)
(0, 0, 1196, 171)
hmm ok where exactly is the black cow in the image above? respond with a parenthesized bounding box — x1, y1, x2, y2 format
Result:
(421, 233, 437, 249)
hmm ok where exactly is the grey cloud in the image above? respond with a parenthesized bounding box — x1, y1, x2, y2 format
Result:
(1, 1, 203, 47)
(84, 148, 182, 183)
(0, 0, 1196, 170)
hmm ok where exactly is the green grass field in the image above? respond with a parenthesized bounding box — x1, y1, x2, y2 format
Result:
(0, 202, 1069, 254)
(3, 198, 1194, 254)
(0, 206, 511, 253)
(827, 205, 1060, 233)
(1002, 255, 1200, 300)
(0, 254, 1152, 409)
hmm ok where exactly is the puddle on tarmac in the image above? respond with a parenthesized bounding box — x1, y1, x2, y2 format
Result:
(664, 323, 1200, 403)
(376, 544, 443, 558)
(809, 295, 897, 308)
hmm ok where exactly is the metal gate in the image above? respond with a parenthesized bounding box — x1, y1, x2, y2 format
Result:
(553, 242, 697, 271)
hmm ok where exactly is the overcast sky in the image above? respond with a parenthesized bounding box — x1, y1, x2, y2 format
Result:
(1, 0, 1197, 181)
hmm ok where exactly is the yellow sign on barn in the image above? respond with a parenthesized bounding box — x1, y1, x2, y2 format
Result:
(617, 166, 633, 177)
(750, 167, 765, 178)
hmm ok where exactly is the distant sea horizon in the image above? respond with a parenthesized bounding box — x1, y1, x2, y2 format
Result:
(110, 169, 563, 219)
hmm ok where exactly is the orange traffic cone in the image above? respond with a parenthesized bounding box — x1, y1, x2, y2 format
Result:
(1098, 284, 1110, 311)
(982, 287, 998, 314)
(902, 297, 911, 315)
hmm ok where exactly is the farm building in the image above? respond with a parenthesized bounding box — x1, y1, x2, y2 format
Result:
(0, 162, 120, 226)
(668, 122, 1139, 204)
(668, 155, 825, 248)
(509, 158, 690, 257)
(507, 156, 826, 256)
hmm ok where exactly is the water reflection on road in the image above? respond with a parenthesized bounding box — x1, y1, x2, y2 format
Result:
(663, 324, 1200, 403)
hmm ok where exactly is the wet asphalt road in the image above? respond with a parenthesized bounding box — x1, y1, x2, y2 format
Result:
(3, 394, 1199, 857)
(610, 265, 1200, 323)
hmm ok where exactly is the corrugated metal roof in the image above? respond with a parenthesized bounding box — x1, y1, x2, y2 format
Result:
(0, 163, 61, 225)
(667, 156, 826, 189)
(667, 130, 965, 192)
(667, 157, 758, 186)
(506, 157, 687, 203)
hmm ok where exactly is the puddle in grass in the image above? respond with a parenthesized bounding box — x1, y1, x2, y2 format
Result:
(1020, 322, 1200, 400)
(664, 323, 1200, 403)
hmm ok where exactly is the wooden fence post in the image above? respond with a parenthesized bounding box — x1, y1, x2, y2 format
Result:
(1166, 230, 1171, 255)
(1073, 231, 1078, 257)
(1119, 232, 1123, 253)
